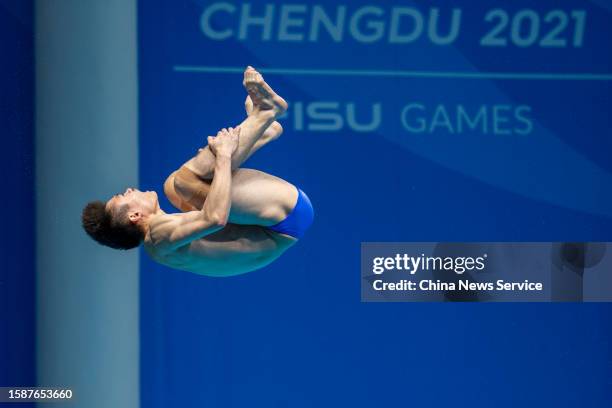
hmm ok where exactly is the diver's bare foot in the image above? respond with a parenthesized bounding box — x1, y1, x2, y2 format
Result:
(243, 66, 288, 117)
(245, 95, 283, 141)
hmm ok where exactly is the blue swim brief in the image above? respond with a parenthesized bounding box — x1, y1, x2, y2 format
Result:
(267, 187, 314, 239)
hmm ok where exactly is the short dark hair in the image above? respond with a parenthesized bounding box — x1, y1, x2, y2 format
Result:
(81, 201, 143, 250)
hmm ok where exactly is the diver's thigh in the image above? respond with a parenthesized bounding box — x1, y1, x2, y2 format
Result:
(228, 169, 298, 226)
(172, 167, 297, 225)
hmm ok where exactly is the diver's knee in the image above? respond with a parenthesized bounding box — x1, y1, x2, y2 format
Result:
(173, 166, 211, 210)
(173, 167, 197, 201)
(163, 172, 184, 210)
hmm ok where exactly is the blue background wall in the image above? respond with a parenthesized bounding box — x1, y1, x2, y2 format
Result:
(139, 1, 612, 406)
(0, 0, 35, 391)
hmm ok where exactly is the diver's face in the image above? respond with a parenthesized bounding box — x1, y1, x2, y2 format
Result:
(106, 188, 159, 219)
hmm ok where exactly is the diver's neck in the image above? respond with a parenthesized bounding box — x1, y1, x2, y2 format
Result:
(141, 207, 166, 234)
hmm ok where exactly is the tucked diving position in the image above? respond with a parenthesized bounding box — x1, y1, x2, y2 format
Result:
(82, 67, 314, 276)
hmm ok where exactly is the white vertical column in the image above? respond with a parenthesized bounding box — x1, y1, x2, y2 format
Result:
(36, 1, 139, 407)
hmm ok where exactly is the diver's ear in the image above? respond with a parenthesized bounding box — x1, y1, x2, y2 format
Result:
(128, 211, 142, 224)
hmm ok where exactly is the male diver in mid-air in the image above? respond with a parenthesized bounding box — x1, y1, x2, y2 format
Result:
(82, 67, 314, 276)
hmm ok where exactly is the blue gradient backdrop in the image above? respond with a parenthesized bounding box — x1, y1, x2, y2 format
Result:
(0, 0, 35, 396)
(139, 1, 612, 406)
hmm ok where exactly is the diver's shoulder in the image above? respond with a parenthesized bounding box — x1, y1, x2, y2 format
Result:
(143, 213, 181, 256)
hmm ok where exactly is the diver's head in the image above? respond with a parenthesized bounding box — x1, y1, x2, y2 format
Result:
(82, 188, 159, 250)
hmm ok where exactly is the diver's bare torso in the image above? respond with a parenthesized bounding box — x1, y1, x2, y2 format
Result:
(144, 224, 296, 277)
